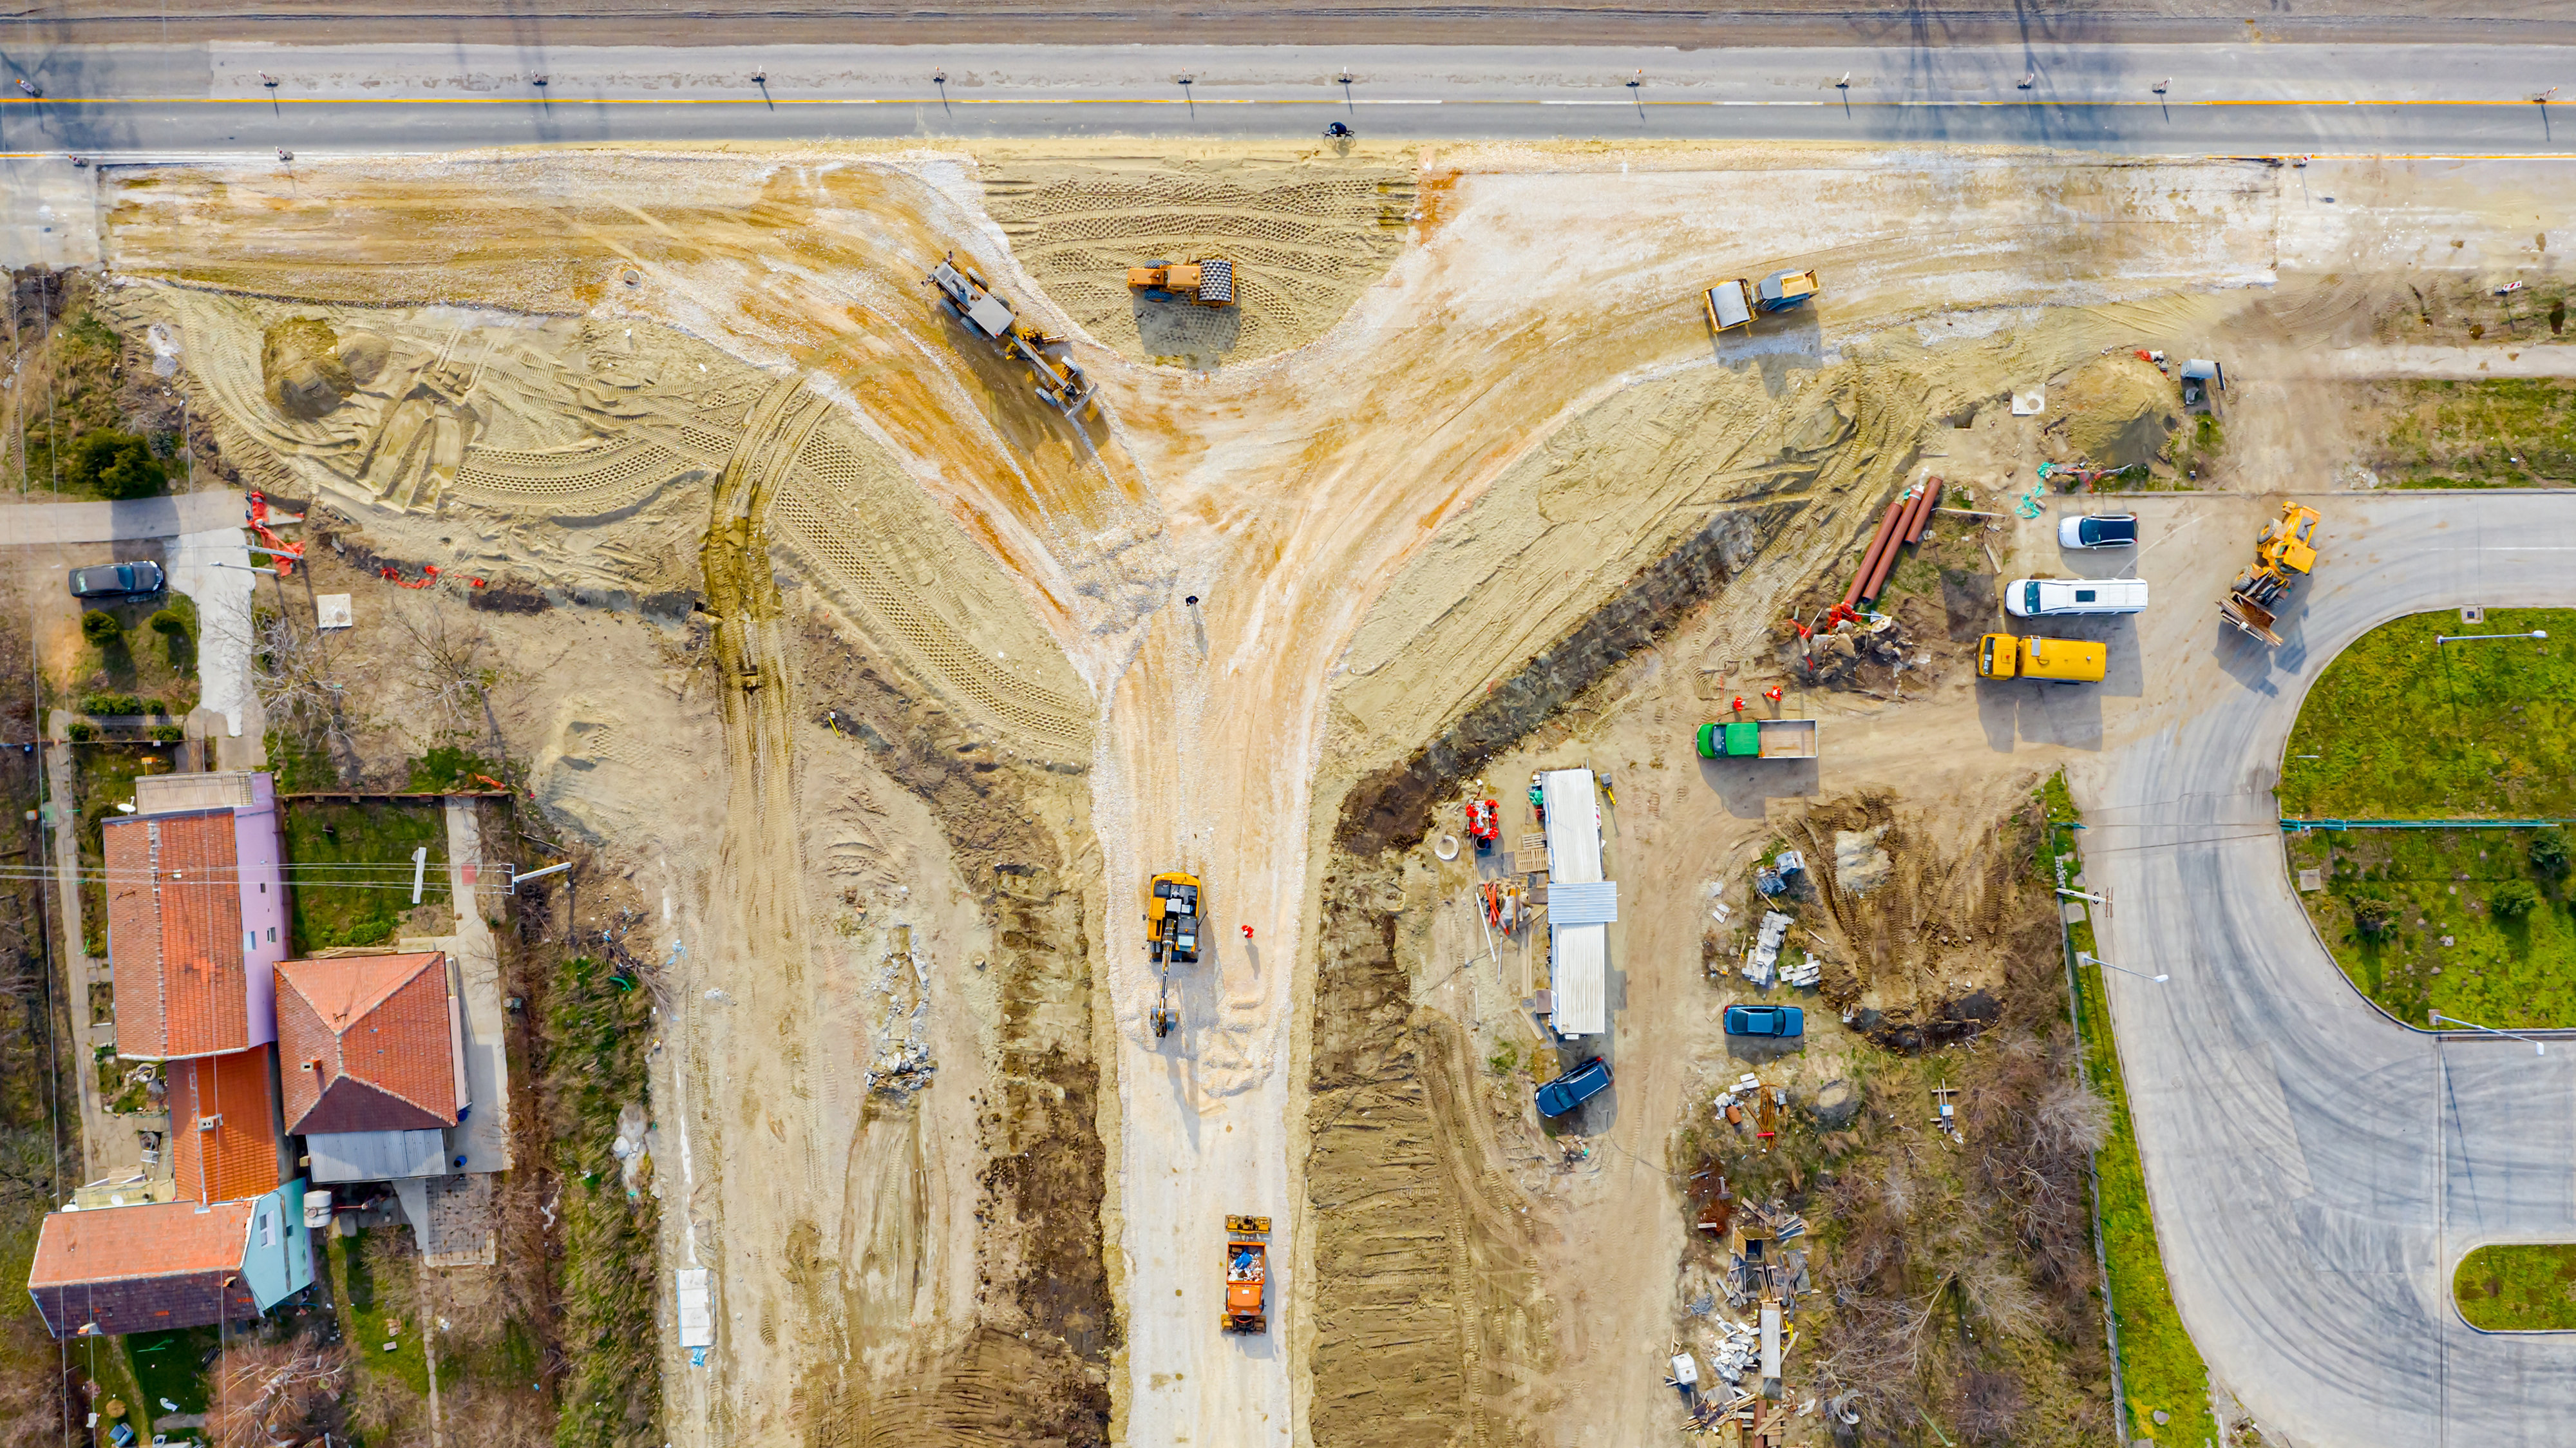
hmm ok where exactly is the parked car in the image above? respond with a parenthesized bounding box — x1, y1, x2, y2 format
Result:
(1723, 1004, 1806, 1038)
(2003, 577, 2148, 618)
(2057, 513, 2138, 549)
(1533, 1056, 1613, 1118)
(67, 561, 165, 599)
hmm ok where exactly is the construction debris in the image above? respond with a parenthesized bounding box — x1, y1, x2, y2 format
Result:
(1742, 911, 1793, 984)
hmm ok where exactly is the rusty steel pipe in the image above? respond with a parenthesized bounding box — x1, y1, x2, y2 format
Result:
(1839, 492, 1912, 613)
(1859, 484, 1925, 603)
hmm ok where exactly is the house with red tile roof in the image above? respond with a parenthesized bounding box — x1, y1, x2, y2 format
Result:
(277, 951, 469, 1183)
(104, 772, 287, 1063)
(26, 1180, 312, 1338)
(166, 1046, 285, 1206)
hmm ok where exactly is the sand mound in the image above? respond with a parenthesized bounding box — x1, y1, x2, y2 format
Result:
(337, 329, 390, 385)
(2058, 353, 2181, 469)
(260, 316, 354, 418)
(981, 156, 1415, 368)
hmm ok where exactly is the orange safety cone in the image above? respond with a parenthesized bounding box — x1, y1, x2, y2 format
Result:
(1242, 924, 1254, 940)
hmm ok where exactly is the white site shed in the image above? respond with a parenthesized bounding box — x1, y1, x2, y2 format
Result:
(1539, 768, 1611, 1036)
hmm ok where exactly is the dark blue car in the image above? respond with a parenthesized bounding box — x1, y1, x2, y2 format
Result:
(1724, 1004, 1805, 1038)
(1534, 1056, 1613, 1118)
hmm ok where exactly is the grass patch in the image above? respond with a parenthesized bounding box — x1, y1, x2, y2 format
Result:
(2456, 1243, 2576, 1330)
(2378, 379, 2576, 488)
(2049, 774, 2218, 1448)
(70, 589, 200, 721)
(542, 954, 661, 1448)
(2289, 828, 2576, 1027)
(126, 1325, 218, 1417)
(282, 801, 450, 953)
(2280, 608, 2576, 819)
(408, 745, 503, 794)
(11, 308, 176, 503)
(71, 743, 172, 957)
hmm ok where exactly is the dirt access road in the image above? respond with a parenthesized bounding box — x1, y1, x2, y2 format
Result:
(90, 143, 2576, 1445)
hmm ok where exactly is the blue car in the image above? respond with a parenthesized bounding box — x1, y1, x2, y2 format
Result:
(1534, 1057, 1613, 1118)
(1724, 1004, 1805, 1039)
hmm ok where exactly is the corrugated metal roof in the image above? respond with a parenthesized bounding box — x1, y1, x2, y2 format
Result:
(1548, 880, 1618, 925)
(1539, 770, 1602, 883)
(1551, 923, 1607, 1036)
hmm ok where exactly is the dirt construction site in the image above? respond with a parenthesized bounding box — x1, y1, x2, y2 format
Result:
(46, 138, 2573, 1445)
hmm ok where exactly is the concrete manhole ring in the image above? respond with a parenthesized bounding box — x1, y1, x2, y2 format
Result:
(1434, 834, 1461, 861)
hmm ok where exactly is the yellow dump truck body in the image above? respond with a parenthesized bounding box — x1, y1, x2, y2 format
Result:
(1978, 634, 2107, 683)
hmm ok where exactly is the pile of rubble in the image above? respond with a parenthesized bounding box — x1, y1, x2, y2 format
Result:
(1671, 1195, 1819, 1442)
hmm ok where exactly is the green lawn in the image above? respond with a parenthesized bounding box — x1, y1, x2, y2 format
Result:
(282, 801, 450, 953)
(2288, 828, 2576, 1028)
(2378, 379, 2576, 488)
(126, 1324, 218, 1417)
(2279, 609, 2576, 819)
(71, 743, 171, 957)
(2043, 776, 2217, 1448)
(2456, 1244, 2576, 1331)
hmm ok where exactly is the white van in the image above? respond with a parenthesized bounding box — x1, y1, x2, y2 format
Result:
(2004, 577, 2148, 617)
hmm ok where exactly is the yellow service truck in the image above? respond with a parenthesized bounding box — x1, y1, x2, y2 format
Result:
(1978, 633, 2107, 683)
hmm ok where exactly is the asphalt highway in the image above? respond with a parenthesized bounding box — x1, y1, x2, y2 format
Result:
(2, 42, 2574, 154)
(2089, 493, 2576, 1448)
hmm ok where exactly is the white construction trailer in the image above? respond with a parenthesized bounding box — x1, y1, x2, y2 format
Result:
(1539, 768, 1611, 1036)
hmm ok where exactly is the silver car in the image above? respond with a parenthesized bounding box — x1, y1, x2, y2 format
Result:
(68, 562, 166, 599)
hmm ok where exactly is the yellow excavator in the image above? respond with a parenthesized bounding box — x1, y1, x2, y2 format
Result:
(1146, 871, 1202, 1036)
(2219, 500, 2322, 647)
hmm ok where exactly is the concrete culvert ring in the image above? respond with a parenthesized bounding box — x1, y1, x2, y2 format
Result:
(623, 269, 641, 287)
(1434, 834, 1461, 861)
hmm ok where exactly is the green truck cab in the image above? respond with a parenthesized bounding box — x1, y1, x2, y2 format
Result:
(1695, 719, 1819, 760)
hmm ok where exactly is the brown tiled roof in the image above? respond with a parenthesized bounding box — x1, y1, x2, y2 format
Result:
(167, 1047, 282, 1205)
(27, 1200, 257, 1338)
(107, 810, 250, 1060)
(276, 953, 459, 1136)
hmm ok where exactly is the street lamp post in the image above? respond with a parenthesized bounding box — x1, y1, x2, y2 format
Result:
(2429, 1010, 2548, 1055)
(2434, 629, 2548, 645)
(2077, 951, 2168, 984)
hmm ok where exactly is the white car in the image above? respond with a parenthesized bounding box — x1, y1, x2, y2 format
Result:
(2058, 513, 2139, 549)
(2005, 577, 2148, 617)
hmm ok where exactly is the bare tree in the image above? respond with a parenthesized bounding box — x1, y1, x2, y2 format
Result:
(249, 607, 360, 762)
(394, 604, 506, 752)
(207, 1333, 348, 1448)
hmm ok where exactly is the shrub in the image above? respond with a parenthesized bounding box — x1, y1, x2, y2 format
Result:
(66, 429, 166, 500)
(2349, 890, 2399, 938)
(2493, 880, 2541, 920)
(149, 724, 185, 743)
(148, 608, 193, 640)
(79, 693, 144, 717)
(80, 611, 122, 645)
(2533, 828, 2571, 879)
(64, 721, 96, 743)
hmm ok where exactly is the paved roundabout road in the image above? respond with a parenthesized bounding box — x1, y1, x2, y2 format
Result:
(2087, 493, 2576, 1448)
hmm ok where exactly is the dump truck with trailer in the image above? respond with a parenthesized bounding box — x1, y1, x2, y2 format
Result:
(1223, 1215, 1271, 1333)
(1128, 258, 1237, 307)
(2219, 501, 2321, 647)
(1977, 634, 2108, 683)
(926, 251, 1098, 417)
(1695, 719, 1819, 760)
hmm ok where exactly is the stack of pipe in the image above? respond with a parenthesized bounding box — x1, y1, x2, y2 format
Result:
(1857, 477, 1946, 605)
(1834, 489, 1914, 620)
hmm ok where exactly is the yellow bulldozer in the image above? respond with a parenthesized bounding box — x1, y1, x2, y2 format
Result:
(2219, 500, 2322, 647)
